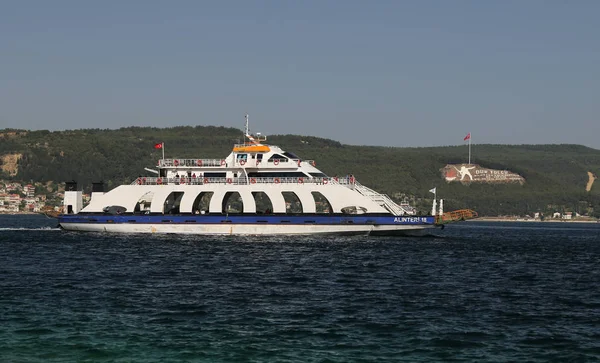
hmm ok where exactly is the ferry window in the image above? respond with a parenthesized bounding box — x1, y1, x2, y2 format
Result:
(283, 152, 300, 159)
(309, 173, 328, 178)
(248, 172, 306, 178)
(192, 192, 213, 214)
(312, 191, 333, 214)
(257, 154, 263, 161)
(222, 191, 244, 213)
(204, 172, 226, 178)
(268, 154, 288, 163)
(252, 192, 274, 214)
(164, 192, 184, 214)
(282, 192, 303, 213)
(236, 154, 248, 160)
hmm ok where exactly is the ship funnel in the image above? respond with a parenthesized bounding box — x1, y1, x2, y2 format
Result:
(91, 181, 106, 201)
(63, 180, 83, 214)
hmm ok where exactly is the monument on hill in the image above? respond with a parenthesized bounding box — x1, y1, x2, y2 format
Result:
(441, 164, 525, 184)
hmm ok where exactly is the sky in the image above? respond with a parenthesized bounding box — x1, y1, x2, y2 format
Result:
(1, 1, 599, 149)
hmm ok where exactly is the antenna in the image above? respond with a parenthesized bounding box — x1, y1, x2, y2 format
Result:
(244, 113, 259, 144)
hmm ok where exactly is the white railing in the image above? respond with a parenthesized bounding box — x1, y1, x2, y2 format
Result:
(352, 181, 411, 216)
(158, 159, 226, 167)
(157, 158, 317, 168)
(131, 176, 353, 186)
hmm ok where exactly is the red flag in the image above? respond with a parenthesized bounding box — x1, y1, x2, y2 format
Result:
(154, 142, 163, 149)
(463, 133, 471, 141)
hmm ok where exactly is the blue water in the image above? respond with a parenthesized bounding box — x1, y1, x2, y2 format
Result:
(1, 215, 599, 362)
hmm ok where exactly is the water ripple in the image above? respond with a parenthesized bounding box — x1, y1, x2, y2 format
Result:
(1, 216, 599, 362)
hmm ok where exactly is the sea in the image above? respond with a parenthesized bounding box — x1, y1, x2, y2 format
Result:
(1, 215, 599, 362)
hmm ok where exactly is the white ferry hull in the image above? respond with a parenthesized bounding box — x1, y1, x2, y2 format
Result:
(60, 222, 436, 236)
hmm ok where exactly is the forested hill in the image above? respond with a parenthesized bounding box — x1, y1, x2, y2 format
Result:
(1, 126, 600, 217)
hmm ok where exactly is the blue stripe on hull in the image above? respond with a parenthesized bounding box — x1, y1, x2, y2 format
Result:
(59, 214, 436, 226)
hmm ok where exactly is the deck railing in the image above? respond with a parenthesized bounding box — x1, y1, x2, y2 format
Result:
(131, 176, 356, 186)
(158, 159, 226, 167)
(157, 158, 317, 168)
(353, 181, 413, 216)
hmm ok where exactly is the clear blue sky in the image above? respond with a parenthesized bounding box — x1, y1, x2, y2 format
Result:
(1, 1, 599, 148)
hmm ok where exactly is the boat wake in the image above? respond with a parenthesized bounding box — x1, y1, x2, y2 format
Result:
(0, 227, 62, 231)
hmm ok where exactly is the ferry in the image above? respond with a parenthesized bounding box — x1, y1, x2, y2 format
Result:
(59, 115, 444, 236)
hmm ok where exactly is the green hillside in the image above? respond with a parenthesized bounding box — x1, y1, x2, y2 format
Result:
(1, 127, 600, 217)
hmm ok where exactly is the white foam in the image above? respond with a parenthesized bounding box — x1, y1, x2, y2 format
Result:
(0, 227, 61, 231)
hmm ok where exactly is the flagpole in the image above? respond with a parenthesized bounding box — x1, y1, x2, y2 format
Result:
(468, 133, 471, 165)
(162, 142, 165, 160)
(429, 187, 437, 216)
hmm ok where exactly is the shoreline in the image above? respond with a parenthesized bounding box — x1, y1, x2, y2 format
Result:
(0, 211, 40, 215)
(470, 217, 599, 223)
